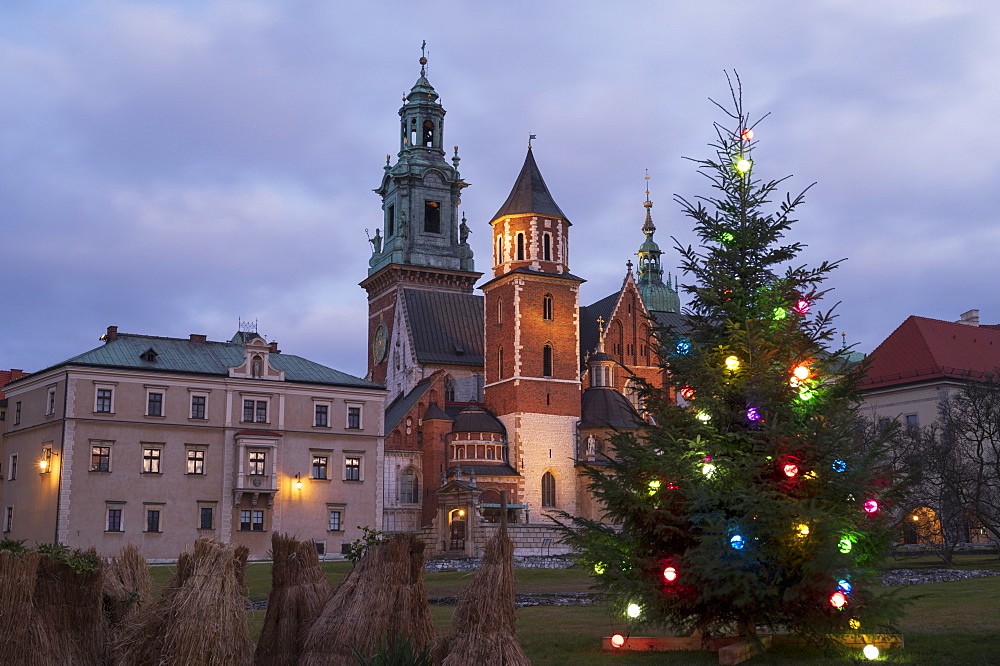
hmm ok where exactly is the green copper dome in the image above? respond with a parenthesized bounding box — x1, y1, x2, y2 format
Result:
(636, 200, 680, 313)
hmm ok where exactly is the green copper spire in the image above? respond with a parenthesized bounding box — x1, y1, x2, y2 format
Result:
(636, 176, 680, 313)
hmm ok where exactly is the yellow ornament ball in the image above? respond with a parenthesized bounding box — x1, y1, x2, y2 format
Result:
(725, 355, 740, 370)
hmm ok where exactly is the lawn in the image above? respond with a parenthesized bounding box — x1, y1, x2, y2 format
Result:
(153, 555, 1000, 664)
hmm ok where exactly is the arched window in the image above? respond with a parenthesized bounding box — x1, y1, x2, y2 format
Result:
(399, 467, 419, 504)
(541, 471, 556, 507)
(542, 344, 553, 377)
(422, 120, 434, 147)
(498, 346, 504, 379)
(516, 233, 525, 261)
(497, 299, 503, 324)
(444, 376, 456, 402)
(543, 233, 552, 261)
(542, 294, 553, 321)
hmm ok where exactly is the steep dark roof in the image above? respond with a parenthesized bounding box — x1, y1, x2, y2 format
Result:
(422, 402, 452, 421)
(403, 289, 484, 367)
(452, 404, 505, 434)
(446, 463, 520, 477)
(492, 148, 567, 220)
(21, 334, 378, 389)
(861, 316, 1000, 389)
(385, 377, 435, 432)
(579, 291, 620, 363)
(479, 266, 585, 290)
(651, 311, 689, 334)
(581, 387, 642, 429)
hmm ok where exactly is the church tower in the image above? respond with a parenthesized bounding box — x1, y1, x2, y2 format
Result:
(360, 49, 482, 386)
(482, 146, 583, 519)
(635, 186, 680, 314)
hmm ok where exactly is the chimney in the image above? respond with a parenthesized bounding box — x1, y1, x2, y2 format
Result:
(103, 325, 118, 343)
(268, 341, 280, 353)
(956, 310, 980, 327)
(190, 333, 207, 343)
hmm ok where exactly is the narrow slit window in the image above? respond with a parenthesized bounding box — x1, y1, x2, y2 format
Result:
(516, 233, 524, 261)
(543, 233, 551, 260)
(543, 345, 553, 377)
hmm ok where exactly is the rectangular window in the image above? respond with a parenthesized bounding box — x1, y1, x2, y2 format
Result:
(328, 510, 342, 531)
(255, 400, 267, 423)
(315, 404, 329, 427)
(187, 449, 205, 475)
(8, 454, 16, 480)
(240, 510, 251, 531)
(424, 201, 441, 233)
(387, 203, 395, 237)
(190, 395, 206, 419)
(13, 401, 20, 425)
(147, 392, 163, 417)
(347, 406, 361, 429)
(142, 448, 161, 474)
(96, 389, 113, 413)
(314, 540, 326, 556)
(46, 387, 56, 415)
(199, 507, 214, 530)
(243, 400, 255, 423)
(345, 456, 361, 481)
(312, 455, 328, 480)
(905, 414, 920, 428)
(146, 509, 160, 533)
(3, 507, 11, 533)
(91, 446, 111, 472)
(107, 507, 123, 532)
(243, 399, 267, 422)
(252, 510, 264, 531)
(249, 451, 266, 476)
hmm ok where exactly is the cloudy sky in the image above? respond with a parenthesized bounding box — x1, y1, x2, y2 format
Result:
(2, 1, 999, 379)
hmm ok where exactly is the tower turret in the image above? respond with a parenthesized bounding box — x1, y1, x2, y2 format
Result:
(635, 179, 680, 313)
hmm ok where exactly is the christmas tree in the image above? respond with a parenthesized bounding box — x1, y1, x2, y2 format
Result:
(560, 77, 902, 647)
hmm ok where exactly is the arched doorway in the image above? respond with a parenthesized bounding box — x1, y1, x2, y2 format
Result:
(448, 507, 467, 551)
(902, 506, 942, 545)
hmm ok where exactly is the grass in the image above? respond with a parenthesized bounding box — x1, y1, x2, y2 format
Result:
(156, 557, 1000, 664)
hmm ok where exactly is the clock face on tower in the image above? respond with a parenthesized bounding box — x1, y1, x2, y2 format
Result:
(372, 323, 388, 364)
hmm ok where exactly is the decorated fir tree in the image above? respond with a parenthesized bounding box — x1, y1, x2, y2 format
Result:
(560, 78, 902, 646)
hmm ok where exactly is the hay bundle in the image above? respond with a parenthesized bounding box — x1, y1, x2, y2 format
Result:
(253, 533, 331, 665)
(103, 544, 152, 631)
(0, 549, 50, 665)
(299, 533, 434, 664)
(112, 538, 253, 666)
(33, 546, 107, 666)
(435, 499, 529, 666)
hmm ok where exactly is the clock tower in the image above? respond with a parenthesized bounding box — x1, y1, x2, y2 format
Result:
(360, 50, 482, 390)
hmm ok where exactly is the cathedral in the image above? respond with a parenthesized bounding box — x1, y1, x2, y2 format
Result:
(360, 54, 684, 553)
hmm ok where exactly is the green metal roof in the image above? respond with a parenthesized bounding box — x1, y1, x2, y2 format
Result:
(41, 333, 380, 389)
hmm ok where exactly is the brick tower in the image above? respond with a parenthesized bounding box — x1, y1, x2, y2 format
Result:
(360, 49, 481, 386)
(482, 147, 583, 519)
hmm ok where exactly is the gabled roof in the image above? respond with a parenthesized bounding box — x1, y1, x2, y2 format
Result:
(403, 289, 484, 367)
(385, 375, 436, 433)
(861, 315, 1000, 389)
(579, 291, 620, 364)
(17, 334, 378, 389)
(491, 148, 567, 220)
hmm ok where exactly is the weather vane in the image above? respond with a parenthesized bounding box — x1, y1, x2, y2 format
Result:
(528, 134, 537, 148)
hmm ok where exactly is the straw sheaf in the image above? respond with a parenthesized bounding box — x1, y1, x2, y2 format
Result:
(436, 520, 530, 666)
(253, 533, 332, 666)
(0, 550, 51, 665)
(111, 538, 254, 666)
(103, 544, 153, 632)
(34, 548, 107, 666)
(299, 533, 434, 665)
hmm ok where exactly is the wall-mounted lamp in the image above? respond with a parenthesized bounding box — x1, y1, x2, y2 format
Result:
(39, 448, 55, 473)
(294, 473, 303, 490)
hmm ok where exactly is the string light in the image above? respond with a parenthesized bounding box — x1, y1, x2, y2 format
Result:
(838, 537, 853, 554)
(838, 580, 852, 594)
(830, 591, 847, 608)
(772, 307, 787, 321)
(626, 603, 641, 618)
(746, 407, 761, 421)
(740, 128, 754, 141)
(721, 232, 735, 243)
(663, 566, 678, 582)
(832, 459, 847, 473)
(793, 364, 811, 381)
(702, 463, 717, 478)
(593, 562, 605, 575)
(725, 355, 740, 370)
(798, 387, 816, 401)
(730, 534, 745, 550)
(611, 634, 626, 649)
(735, 158, 752, 173)
(803, 470, 818, 480)
(849, 618, 861, 630)
(680, 386, 695, 400)
(864, 500, 879, 514)
(794, 299, 810, 314)
(863, 645, 879, 660)
(696, 411, 712, 422)
(796, 523, 810, 538)
(783, 464, 799, 478)
(648, 480, 661, 495)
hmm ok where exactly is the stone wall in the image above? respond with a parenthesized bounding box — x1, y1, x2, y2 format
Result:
(425, 553, 576, 572)
(416, 522, 572, 557)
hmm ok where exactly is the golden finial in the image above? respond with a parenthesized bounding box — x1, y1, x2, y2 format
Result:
(419, 40, 427, 75)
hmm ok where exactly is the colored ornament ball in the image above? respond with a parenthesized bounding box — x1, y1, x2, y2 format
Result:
(735, 158, 752, 173)
(721, 232, 735, 243)
(680, 386, 695, 400)
(725, 355, 740, 370)
(796, 523, 810, 538)
(610, 634, 626, 649)
(740, 128, 754, 141)
(838, 579, 852, 594)
(676, 339, 692, 354)
(849, 618, 861, 630)
(647, 480, 661, 495)
(730, 534, 745, 550)
(772, 307, 787, 321)
(864, 500, 879, 514)
(663, 566, 678, 582)
(593, 562, 606, 575)
(792, 363, 811, 381)
(783, 464, 799, 478)
(863, 645, 880, 660)
(626, 603, 641, 618)
(746, 407, 761, 421)
(838, 537, 854, 553)
(832, 459, 847, 473)
(696, 411, 712, 422)
(830, 591, 848, 608)
(797, 387, 816, 401)
(794, 299, 811, 314)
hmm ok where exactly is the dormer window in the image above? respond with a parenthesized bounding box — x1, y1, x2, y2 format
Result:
(140, 348, 158, 363)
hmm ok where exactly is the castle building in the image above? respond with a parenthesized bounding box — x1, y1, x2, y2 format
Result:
(364, 55, 684, 553)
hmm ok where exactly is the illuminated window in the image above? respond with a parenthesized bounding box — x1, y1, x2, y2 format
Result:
(142, 447, 161, 474)
(345, 456, 361, 481)
(312, 455, 328, 480)
(187, 449, 205, 475)
(248, 451, 266, 476)
(91, 446, 110, 472)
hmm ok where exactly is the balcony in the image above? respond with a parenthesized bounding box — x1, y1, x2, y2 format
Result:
(233, 474, 277, 508)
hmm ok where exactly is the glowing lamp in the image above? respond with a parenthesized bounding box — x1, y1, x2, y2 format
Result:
(39, 459, 48, 472)
(864, 500, 879, 514)
(725, 355, 740, 370)
(626, 603, 641, 619)
(796, 523, 810, 538)
(830, 591, 847, 608)
(863, 645, 879, 660)
(783, 464, 799, 478)
(746, 407, 761, 421)
(663, 566, 678, 582)
(294, 473, 303, 490)
(838, 537, 853, 554)
(696, 411, 712, 422)
(832, 459, 847, 473)
(912, 514, 919, 521)
(702, 463, 717, 478)
(730, 534, 745, 550)
(772, 307, 787, 321)
(648, 480, 661, 495)
(740, 128, 754, 141)
(735, 158, 752, 173)
(594, 563, 605, 575)
(680, 386, 695, 400)
(794, 299, 810, 314)
(793, 364, 811, 381)
(838, 579, 852, 594)
(458, 509, 466, 517)
(849, 618, 861, 630)
(610, 634, 626, 649)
